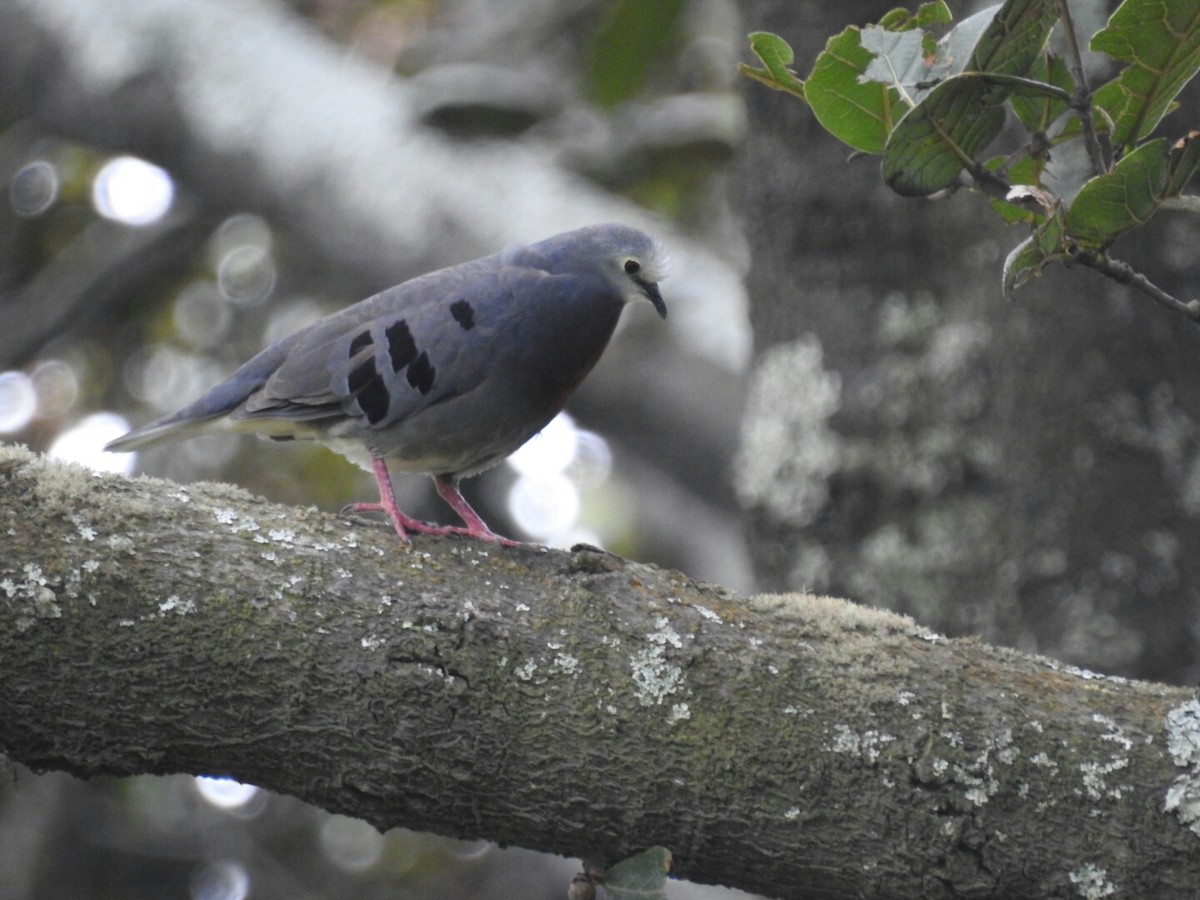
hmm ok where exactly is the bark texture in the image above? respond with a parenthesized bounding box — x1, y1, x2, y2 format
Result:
(3, 444, 1200, 899)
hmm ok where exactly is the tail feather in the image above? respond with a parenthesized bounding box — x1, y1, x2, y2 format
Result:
(105, 337, 296, 453)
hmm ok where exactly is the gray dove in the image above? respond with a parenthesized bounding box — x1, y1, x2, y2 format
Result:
(105, 223, 668, 545)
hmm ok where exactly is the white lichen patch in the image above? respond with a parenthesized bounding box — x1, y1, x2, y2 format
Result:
(552, 653, 580, 675)
(2, 564, 61, 631)
(668, 703, 691, 724)
(360, 634, 384, 650)
(783, 806, 802, 820)
(1080, 758, 1130, 801)
(942, 727, 1017, 807)
(1164, 698, 1200, 837)
(630, 646, 684, 706)
(514, 659, 538, 681)
(213, 508, 260, 534)
(70, 515, 97, 542)
(649, 616, 683, 649)
(692, 604, 723, 623)
(158, 595, 196, 615)
(1030, 751, 1058, 772)
(826, 725, 896, 765)
(1078, 715, 1134, 801)
(107, 534, 134, 553)
(1068, 863, 1116, 898)
(268, 528, 295, 544)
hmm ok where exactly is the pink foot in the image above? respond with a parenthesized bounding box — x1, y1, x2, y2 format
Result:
(353, 458, 522, 546)
(347, 501, 463, 539)
(433, 474, 522, 546)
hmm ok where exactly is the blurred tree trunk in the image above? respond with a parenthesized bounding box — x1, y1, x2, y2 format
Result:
(735, 0, 1200, 682)
(4, 444, 1200, 900)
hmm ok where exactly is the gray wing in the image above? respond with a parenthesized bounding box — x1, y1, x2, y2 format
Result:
(234, 254, 527, 435)
(106, 254, 519, 452)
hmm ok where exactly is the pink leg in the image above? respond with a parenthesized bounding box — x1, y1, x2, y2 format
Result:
(350, 457, 465, 542)
(433, 474, 520, 546)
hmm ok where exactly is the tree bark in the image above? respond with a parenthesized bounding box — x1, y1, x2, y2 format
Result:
(3, 444, 1199, 899)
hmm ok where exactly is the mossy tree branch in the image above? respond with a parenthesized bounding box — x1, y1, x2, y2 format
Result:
(2, 443, 1200, 899)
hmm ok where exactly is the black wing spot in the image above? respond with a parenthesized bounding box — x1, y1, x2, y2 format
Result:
(348, 357, 391, 424)
(348, 330, 373, 358)
(407, 350, 436, 395)
(385, 319, 418, 373)
(348, 357, 377, 395)
(449, 299, 475, 330)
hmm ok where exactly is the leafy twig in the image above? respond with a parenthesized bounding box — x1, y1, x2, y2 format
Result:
(1055, 0, 1107, 174)
(1070, 247, 1200, 324)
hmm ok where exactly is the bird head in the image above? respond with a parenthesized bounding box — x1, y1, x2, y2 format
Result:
(596, 224, 669, 320)
(527, 223, 669, 319)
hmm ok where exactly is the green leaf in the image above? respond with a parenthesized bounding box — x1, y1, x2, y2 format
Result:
(880, 1, 953, 31)
(740, 32, 806, 99)
(806, 26, 905, 154)
(1090, 0, 1200, 149)
(858, 5, 1004, 103)
(880, 0, 1058, 195)
(1010, 53, 1074, 133)
(883, 73, 1006, 195)
(587, 0, 686, 108)
(1064, 136, 1200, 247)
(604, 847, 672, 900)
(859, 26, 932, 98)
(1002, 214, 1067, 299)
(968, 0, 1059, 78)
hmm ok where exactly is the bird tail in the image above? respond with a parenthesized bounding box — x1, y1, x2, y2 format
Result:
(104, 337, 296, 452)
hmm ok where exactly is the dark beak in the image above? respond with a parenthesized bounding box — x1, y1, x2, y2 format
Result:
(643, 281, 667, 319)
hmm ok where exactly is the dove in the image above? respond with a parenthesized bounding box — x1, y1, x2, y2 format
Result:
(105, 223, 668, 545)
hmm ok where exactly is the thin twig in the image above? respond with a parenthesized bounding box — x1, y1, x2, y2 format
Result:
(1055, 0, 1108, 173)
(1163, 194, 1200, 215)
(1071, 247, 1200, 325)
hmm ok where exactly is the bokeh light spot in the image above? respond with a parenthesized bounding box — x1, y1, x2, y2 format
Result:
(47, 413, 135, 474)
(507, 412, 578, 477)
(565, 429, 613, 490)
(508, 472, 581, 538)
(0, 371, 38, 433)
(174, 282, 233, 349)
(10, 160, 59, 217)
(265, 300, 326, 345)
(217, 245, 276, 306)
(194, 776, 260, 811)
(319, 814, 385, 872)
(31, 360, 80, 419)
(92, 155, 174, 226)
(189, 859, 250, 900)
(123, 344, 211, 411)
(210, 213, 273, 263)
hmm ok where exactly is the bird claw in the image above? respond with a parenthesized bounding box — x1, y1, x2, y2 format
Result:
(339, 501, 520, 545)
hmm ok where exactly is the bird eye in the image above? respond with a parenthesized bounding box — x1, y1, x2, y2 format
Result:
(623, 259, 642, 276)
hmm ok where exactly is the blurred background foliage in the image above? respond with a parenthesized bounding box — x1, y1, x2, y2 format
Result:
(2, 0, 1199, 897)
